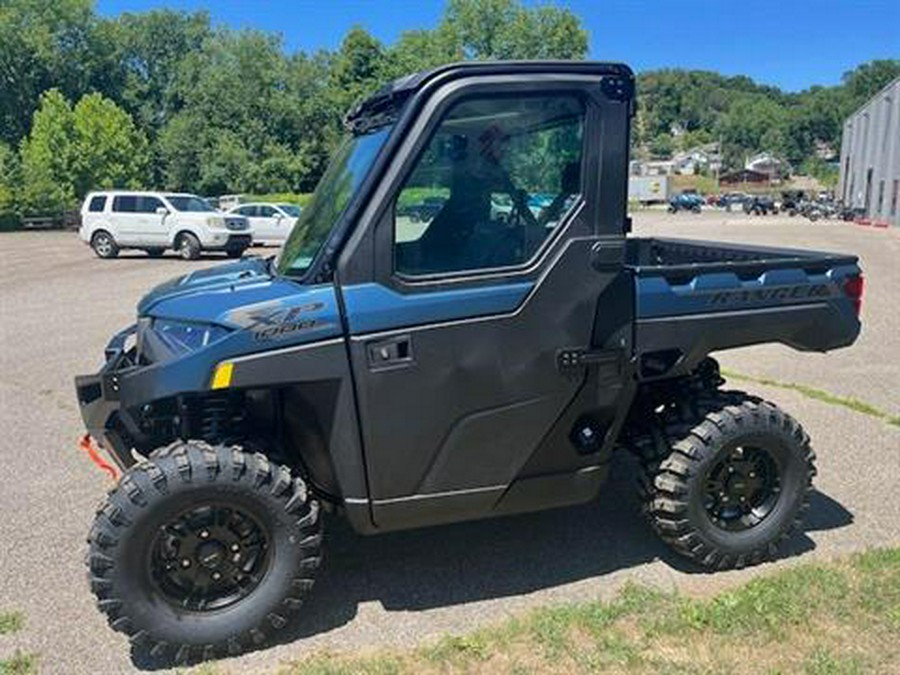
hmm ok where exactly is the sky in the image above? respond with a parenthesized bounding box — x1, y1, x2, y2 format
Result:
(96, 0, 899, 92)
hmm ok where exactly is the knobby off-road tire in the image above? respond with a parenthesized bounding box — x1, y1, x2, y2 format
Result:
(634, 390, 815, 570)
(86, 441, 322, 663)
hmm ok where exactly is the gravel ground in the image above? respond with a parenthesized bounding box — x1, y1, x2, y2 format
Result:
(0, 213, 897, 674)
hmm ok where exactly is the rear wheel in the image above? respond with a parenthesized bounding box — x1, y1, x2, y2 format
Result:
(91, 231, 119, 259)
(637, 390, 815, 569)
(177, 233, 201, 260)
(86, 441, 322, 663)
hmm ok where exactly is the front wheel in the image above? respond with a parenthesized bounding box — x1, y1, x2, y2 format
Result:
(177, 233, 202, 260)
(226, 247, 246, 259)
(86, 442, 322, 663)
(641, 391, 815, 569)
(91, 231, 119, 259)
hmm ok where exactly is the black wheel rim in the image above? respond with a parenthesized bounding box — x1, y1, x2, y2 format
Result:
(149, 504, 271, 612)
(703, 445, 781, 532)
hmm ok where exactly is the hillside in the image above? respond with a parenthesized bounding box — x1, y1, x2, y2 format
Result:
(633, 61, 900, 178)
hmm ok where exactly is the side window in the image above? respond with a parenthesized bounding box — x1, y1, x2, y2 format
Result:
(88, 195, 107, 213)
(112, 195, 137, 213)
(393, 94, 585, 276)
(236, 205, 255, 216)
(136, 196, 164, 213)
(259, 205, 277, 218)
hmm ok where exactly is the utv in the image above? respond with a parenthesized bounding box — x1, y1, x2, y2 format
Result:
(75, 61, 864, 662)
(667, 192, 704, 213)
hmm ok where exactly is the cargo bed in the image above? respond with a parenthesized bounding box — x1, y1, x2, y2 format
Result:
(627, 238, 863, 380)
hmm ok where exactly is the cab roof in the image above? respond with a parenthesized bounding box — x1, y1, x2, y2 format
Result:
(345, 60, 634, 133)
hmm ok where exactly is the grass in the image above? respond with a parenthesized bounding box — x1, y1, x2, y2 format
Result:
(0, 652, 37, 675)
(278, 547, 900, 675)
(722, 369, 900, 428)
(0, 613, 23, 637)
(0, 611, 37, 675)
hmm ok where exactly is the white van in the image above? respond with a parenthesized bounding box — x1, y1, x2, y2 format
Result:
(227, 202, 301, 246)
(79, 191, 251, 260)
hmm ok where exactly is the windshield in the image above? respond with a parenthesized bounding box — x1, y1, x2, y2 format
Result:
(277, 126, 392, 276)
(166, 195, 216, 212)
(278, 204, 302, 217)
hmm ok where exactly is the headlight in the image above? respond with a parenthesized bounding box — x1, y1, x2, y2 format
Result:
(152, 319, 230, 356)
(206, 216, 225, 228)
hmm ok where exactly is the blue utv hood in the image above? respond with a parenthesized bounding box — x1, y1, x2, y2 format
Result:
(137, 257, 274, 317)
(136, 258, 342, 342)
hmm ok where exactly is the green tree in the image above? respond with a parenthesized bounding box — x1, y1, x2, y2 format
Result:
(18, 89, 76, 214)
(70, 93, 150, 197)
(385, 28, 460, 79)
(649, 133, 674, 159)
(329, 27, 388, 114)
(841, 60, 900, 103)
(715, 95, 788, 168)
(159, 29, 334, 194)
(0, 142, 17, 212)
(441, 0, 588, 60)
(107, 10, 212, 134)
(0, 0, 117, 146)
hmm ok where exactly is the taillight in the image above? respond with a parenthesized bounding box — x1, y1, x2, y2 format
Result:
(843, 274, 864, 317)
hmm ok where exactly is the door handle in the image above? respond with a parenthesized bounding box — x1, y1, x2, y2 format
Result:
(590, 241, 624, 271)
(367, 336, 413, 369)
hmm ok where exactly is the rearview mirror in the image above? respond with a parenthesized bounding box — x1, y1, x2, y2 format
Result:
(156, 206, 169, 215)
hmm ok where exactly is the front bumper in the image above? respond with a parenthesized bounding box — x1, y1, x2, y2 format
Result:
(74, 324, 140, 469)
(205, 233, 252, 251)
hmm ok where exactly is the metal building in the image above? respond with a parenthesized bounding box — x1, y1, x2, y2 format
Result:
(838, 76, 900, 227)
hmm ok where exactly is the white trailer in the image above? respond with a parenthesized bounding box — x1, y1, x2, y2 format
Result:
(629, 175, 671, 204)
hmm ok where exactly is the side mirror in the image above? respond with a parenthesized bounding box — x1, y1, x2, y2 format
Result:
(156, 207, 169, 215)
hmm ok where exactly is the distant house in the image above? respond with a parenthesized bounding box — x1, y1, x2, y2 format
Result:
(671, 146, 722, 175)
(814, 140, 837, 161)
(745, 152, 782, 178)
(632, 144, 722, 177)
(720, 169, 771, 185)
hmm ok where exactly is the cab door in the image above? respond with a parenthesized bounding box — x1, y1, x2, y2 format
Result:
(337, 74, 634, 531)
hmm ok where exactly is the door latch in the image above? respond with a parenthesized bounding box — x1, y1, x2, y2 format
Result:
(367, 336, 413, 369)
